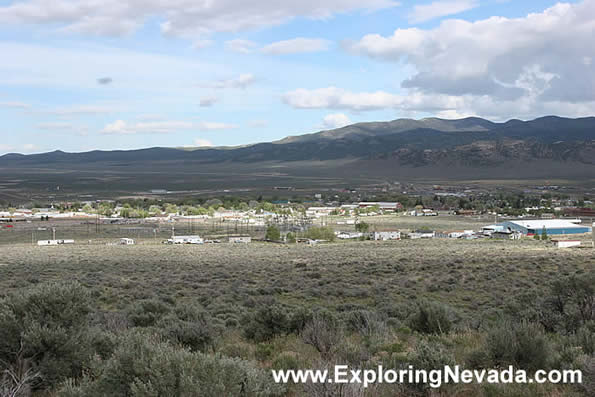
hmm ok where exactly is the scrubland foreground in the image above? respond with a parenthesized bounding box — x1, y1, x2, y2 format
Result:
(0, 239, 593, 396)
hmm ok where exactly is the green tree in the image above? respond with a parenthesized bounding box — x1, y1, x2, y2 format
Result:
(265, 225, 281, 241)
(285, 232, 296, 243)
(541, 226, 548, 241)
(355, 221, 369, 233)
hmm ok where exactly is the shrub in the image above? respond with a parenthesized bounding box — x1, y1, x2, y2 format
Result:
(301, 312, 341, 359)
(486, 320, 551, 371)
(409, 301, 457, 334)
(127, 299, 171, 327)
(0, 282, 93, 391)
(157, 303, 218, 352)
(244, 305, 290, 342)
(59, 331, 286, 397)
(272, 352, 300, 371)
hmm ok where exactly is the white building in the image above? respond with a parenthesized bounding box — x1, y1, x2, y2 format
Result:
(167, 235, 203, 244)
(37, 239, 74, 246)
(409, 231, 435, 239)
(229, 236, 251, 244)
(371, 231, 401, 241)
(119, 238, 135, 245)
(336, 232, 363, 239)
(552, 240, 581, 248)
(305, 207, 337, 218)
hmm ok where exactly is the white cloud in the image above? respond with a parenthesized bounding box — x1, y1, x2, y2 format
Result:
(248, 120, 269, 128)
(408, 0, 478, 23)
(191, 39, 214, 50)
(225, 39, 258, 54)
(201, 74, 256, 89)
(0, 0, 398, 38)
(350, 0, 595, 106)
(37, 122, 72, 129)
(22, 143, 39, 152)
(199, 96, 220, 107)
(283, 86, 595, 120)
(322, 113, 352, 128)
(261, 38, 331, 55)
(283, 87, 403, 111)
(193, 138, 213, 147)
(49, 105, 117, 116)
(0, 101, 30, 109)
(0, 144, 15, 152)
(196, 122, 238, 131)
(0, 143, 40, 153)
(101, 120, 194, 135)
(101, 120, 237, 135)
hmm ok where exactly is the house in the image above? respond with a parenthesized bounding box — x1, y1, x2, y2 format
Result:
(442, 230, 475, 238)
(119, 238, 135, 245)
(409, 230, 435, 239)
(336, 232, 363, 239)
(305, 207, 337, 218)
(358, 202, 403, 211)
(37, 239, 74, 246)
(371, 231, 401, 241)
(498, 220, 591, 235)
(552, 240, 581, 248)
(167, 235, 203, 244)
(228, 236, 251, 244)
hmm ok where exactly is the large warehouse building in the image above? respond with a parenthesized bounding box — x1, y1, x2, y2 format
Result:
(499, 219, 591, 235)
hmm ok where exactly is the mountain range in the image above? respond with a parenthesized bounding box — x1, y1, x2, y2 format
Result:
(1, 116, 594, 194)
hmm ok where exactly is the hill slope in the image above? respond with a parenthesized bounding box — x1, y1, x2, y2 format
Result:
(0, 116, 593, 193)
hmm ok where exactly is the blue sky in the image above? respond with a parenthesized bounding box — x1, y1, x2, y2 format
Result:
(0, 0, 592, 154)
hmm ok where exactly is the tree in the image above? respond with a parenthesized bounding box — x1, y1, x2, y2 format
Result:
(541, 226, 548, 241)
(286, 232, 296, 243)
(355, 221, 369, 233)
(265, 225, 281, 241)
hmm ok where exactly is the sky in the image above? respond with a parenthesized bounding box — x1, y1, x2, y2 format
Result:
(0, 0, 593, 154)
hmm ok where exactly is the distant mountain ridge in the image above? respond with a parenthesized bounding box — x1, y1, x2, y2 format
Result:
(1, 116, 594, 188)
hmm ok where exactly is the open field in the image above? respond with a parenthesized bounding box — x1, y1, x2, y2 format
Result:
(2, 239, 593, 316)
(1, 235, 593, 396)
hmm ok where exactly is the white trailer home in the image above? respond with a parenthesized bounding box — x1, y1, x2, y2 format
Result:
(119, 238, 135, 245)
(371, 231, 401, 241)
(37, 239, 75, 246)
(229, 236, 251, 244)
(552, 240, 581, 248)
(167, 235, 204, 244)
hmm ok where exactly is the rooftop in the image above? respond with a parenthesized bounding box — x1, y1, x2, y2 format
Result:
(507, 219, 588, 229)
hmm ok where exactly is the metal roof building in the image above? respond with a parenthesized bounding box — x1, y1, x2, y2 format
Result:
(500, 219, 591, 235)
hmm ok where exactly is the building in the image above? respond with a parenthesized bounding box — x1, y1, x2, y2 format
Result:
(563, 207, 595, 218)
(305, 207, 337, 218)
(443, 230, 475, 238)
(552, 240, 581, 248)
(409, 230, 435, 239)
(371, 231, 401, 241)
(167, 235, 203, 244)
(228, 236, 251, 244)
(37, 239, 74, 246)
(119, 238, 135, 245)
(336, 232, 363, 239)
(498, 220, 591, 235)
(491, 230, 522, 240)
(358, 202, 403, 211)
